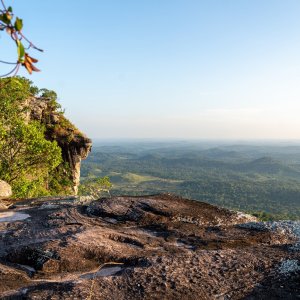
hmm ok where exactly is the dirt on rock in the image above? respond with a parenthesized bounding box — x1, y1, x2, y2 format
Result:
(0, 194, 299, 299)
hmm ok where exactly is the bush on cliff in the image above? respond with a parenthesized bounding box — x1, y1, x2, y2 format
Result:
(0, 77, 72, 197)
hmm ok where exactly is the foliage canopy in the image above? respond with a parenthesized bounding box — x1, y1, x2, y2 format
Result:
(0, 77, 65, 197)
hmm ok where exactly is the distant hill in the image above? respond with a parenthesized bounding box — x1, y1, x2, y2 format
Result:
(233, 156, 300, 177)
(198, 147, 248, 161)
(81, 142, 300, 220)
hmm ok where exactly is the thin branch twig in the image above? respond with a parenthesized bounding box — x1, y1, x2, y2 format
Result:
(1, 0, 6, 10)
(0, 0, 43, 76)
(0, 60, 18, 65)
(0, 64, 19, 78)
(19, 32, 44, 52)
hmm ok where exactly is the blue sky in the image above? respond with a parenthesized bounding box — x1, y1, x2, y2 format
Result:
(1, 0, 300, 139)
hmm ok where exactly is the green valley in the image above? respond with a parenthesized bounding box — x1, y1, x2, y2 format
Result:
(81, 140, 300, 220)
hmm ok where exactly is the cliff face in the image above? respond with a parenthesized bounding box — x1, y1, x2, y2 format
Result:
(26, 97, 92, 194)
(59, 136, 92, 194)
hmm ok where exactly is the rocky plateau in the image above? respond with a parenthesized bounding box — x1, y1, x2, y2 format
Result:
(0, 194, 299, 299)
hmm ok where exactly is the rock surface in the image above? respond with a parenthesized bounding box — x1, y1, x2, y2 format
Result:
(0, 181, 12, 200)
(0, 194, 299, 299)
(59, 134, 92, 195)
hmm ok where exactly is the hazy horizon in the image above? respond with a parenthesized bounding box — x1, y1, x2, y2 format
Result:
(90, 138, 300, 147)
(2, 1, 300, 139)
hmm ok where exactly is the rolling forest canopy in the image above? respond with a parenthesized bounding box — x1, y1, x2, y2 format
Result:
(81, 141, 300, 220)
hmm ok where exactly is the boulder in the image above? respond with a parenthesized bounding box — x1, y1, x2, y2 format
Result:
(0, 202, 7, 209)
(0, 180, 12, 199)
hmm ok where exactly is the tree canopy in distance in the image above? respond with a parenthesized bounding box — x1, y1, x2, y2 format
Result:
(0, 0, 42, 77)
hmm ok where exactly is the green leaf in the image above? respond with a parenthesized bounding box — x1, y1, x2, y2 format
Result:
(0, 13, 11, 25)
(17, 40, 25, 62)
(14, 17, 23, 31)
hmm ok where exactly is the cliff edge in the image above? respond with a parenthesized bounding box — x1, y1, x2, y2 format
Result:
(27, 96, 92, 194)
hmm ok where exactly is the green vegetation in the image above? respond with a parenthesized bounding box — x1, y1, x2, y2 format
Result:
(81, 141, 300, 220)
(79, 176, 112, 199)
(0, 77, 73, 197)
